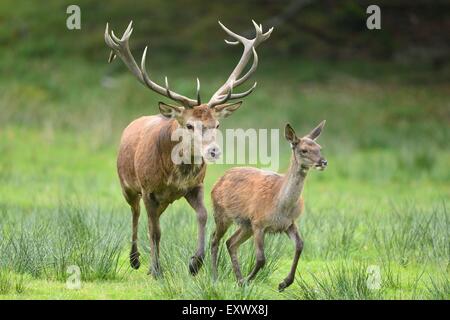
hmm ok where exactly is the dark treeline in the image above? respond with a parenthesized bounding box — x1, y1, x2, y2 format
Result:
(2, 0, 448, 63)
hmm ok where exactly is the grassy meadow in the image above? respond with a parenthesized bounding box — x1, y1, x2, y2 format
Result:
(0, 51, 449, 299)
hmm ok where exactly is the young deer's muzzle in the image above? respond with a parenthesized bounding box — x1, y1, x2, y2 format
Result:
(315, 158, 328, 170)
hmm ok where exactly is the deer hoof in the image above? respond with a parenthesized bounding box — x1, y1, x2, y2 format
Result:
(130, 257, 140, 270)
(278, 279, 293, 292)
(148, 265, 163, 279)
(130, 252, 140, 270)
(238, 278, 248, 287)
(189, 256, 204, 276)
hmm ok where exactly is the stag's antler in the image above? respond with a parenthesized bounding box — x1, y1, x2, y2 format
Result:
(207, 20, 273, 108)
(105, 21, 201, 108)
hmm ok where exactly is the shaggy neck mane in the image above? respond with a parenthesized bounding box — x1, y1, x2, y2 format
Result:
(157, 118, 205, 178)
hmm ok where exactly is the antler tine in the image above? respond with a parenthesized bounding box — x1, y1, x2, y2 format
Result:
(164, 76, 174, 99)
(207, 20, 273, 108)
(214, 81, 234, 106)
(105, 24, 117, 63)
(196, 78, 201, 105)
(218, 82, 257, 100)
(140, 48, 191, 107)
(106, 21, 133, 63)
(234, 47, 258, 87)
(251, 20, 262, 37)
(140, 46, 162, 92)
(252, 19, 274, 43)
(218, 21, 246, 44)
(224, 39, 239, 46)
(105, 21, 200, 107)
(104, 23, 117, 51)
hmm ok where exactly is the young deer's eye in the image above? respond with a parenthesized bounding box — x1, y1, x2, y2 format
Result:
(186, 124, 194, 130)
(301, 149, 308, 154)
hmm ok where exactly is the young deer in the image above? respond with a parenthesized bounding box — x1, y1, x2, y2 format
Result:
(211, 121, 327, 291)
(105, 20, 273, 277)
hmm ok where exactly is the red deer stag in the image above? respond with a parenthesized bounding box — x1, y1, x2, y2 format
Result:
(104, 20, 273, 277)
(211, 121, 327, 290)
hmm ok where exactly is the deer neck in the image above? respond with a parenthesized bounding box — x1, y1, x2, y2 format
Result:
(278, 153, 308, 209)
(159, 119, 205, 178)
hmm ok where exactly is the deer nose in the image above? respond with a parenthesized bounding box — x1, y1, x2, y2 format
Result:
(320, 159, 328, 166)
(207, 146, 221, 160)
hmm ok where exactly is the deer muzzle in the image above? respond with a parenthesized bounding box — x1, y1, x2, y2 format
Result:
(315, 158, 328, 170)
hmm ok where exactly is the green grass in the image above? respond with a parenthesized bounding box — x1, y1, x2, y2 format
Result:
(0, 53, 449, 299)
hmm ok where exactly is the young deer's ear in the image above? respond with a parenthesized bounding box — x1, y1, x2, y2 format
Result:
(285, 123, 299, 145)
(306, 120, 326, 140)
(213, 101, 242, 119)
(159, 102, 185, 119)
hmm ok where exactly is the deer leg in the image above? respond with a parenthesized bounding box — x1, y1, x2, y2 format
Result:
(130, 198, 141, 269)
(185, 185, 208, 275)
(211, 218, 230, 280)
(278, 224, 303, 292)
(122, 189, 141, 269)
(142, 193, 166, 279)
(226, 226, 252, 284)
(245, 227, 266, 283)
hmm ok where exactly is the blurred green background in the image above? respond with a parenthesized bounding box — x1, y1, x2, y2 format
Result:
(0, 0, 448, 299)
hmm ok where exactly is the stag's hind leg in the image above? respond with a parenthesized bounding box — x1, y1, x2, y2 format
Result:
(123, 189, 141, 270)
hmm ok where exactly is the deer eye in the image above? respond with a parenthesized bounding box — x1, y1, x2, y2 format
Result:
(186, 124, 194, 130)
(216, 123, 220, 129)
(301, 149, 308, 154)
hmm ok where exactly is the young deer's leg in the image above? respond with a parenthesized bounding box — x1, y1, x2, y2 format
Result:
(142, 193, 167, 278)
(210, 218, 230, 280)
(185, 185, 208, 275)
(226, 226, 252, 283)
(278, 224, 303, 292)
(245, 227, 266, 283)
(122, 189, 141, 269)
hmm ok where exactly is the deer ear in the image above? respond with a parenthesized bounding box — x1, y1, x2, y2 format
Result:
(213, 101, 242, 119)
(159, 102, 185, 119)
(285, 123, 299, 145)
(306, 120, 326, 140)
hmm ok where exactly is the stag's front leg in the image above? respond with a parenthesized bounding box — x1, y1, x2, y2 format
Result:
(143, 193, 167, 278)
(185, 185, 208, 275)
(278, 224, 303, 291)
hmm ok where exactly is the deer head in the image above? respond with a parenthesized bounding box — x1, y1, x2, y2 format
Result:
(285, 121, 328, 171)
(105, 20, 273, 162)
